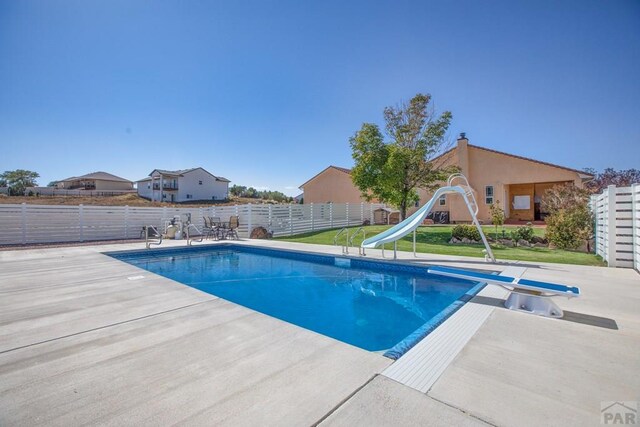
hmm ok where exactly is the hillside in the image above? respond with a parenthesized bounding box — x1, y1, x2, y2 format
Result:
(0, 194, 283, 207)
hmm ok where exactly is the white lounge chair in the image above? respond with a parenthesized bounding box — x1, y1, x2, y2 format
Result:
(428, 266, 580, 318)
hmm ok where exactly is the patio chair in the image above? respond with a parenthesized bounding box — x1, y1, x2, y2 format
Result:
(427, 266, 580, 319)
(202, 216, 217, 240)
(225, 215, 240, 240)
(209, 216, 223, 239)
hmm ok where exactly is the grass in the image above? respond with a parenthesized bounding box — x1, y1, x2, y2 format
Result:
(276, 225, 605, 267)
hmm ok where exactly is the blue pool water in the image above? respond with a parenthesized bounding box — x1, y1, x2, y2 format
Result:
(109, 245, 483, 355)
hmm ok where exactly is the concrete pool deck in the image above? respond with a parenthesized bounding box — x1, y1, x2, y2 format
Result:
(1, 239, 639, 426)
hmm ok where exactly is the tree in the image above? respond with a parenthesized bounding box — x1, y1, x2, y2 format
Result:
(350, 93, 457, 219)
(584, 167, 640, 193)
(47, 181, 59, 187)
(245, 187, 258, 198)
(229, 185, 247, 197)
(0, 169, 40, 196)
(489, 200, 505, 239)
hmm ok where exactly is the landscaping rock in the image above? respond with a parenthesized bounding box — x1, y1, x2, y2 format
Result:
(449, 237, 460, 244)
(250, 226, 272, 239)
(531, 236, 548, 244)
(461, 237, 472, 244)
(533, 242, 547, 248)
(518, 239, 531, 247)
(499, 239, 514, 247)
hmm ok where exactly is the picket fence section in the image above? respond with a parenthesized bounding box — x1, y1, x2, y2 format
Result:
(591, 184, 640, 269)
(0, 202, 384, 245)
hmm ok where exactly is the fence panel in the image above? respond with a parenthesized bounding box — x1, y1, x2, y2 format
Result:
(0, 202, 385, 245)
(592, 184, 640, 269)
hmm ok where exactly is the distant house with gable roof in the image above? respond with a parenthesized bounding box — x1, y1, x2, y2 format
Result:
(55, 171, 134, 191)
(136, 167, 230, 202)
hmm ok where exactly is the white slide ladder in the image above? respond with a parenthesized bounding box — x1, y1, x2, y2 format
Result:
(361, 174, 496, 262)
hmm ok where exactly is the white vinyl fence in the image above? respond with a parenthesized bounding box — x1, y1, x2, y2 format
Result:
(591, 184, 640, 269)
(0, 202, 384, 245)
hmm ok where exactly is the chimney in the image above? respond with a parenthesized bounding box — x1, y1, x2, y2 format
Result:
(456, 132, 469, 177)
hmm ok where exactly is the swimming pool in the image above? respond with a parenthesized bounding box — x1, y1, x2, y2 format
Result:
(109, 245, 484, 358)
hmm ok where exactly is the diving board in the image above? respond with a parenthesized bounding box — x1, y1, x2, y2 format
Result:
(428, 265, 580, 318)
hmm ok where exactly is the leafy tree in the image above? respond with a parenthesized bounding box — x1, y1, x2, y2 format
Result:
(489, 200, 505, 239)
(350, 93, 457, 219)
(229, 184, 247, 197)
(245, 187, 258, 198)
(47, 181, 59, 187)
(0, 169, 40, 196)
(584, 167, 640, 193)
(541, 184, 591, 213)
(542, 184, 593, 250)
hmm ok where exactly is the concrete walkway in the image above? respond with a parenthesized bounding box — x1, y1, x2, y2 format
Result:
(1, 239, 639, 426)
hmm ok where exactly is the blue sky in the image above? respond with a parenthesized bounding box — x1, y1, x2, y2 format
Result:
(1, 0, 639, 195)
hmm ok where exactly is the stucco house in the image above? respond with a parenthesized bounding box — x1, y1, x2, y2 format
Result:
(55, 172, 134, 191)
(136, 167, 230, 203)
(300, 134, 593, 223)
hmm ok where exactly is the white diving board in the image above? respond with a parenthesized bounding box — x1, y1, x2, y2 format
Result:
(428, 265, 580, 318)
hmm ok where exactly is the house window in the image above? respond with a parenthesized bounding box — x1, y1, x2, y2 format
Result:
(439, 194, 446, 206)
(414, 201, 419, 207)
(198, 180, 202, 185)
(485, 186, 494, 204)
(147, 183, 150, 189)
(186, 194, 192, 199)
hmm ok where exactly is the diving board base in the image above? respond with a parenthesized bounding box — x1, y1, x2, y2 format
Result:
(504, 292, 563, 319)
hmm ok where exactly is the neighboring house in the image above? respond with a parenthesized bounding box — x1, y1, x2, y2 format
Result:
(55, 171, 134, 191)
(299, 166, 378, 204)
(136, 167, 230, 203)
(300, 134, 593, 223)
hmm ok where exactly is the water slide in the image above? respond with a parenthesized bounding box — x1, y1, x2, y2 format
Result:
(361, 174, 496, 262)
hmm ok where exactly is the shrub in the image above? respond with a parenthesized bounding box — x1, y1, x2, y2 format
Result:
(452, 224, 481, 242)
(542, 183, 593, 250)
(489, 200, 505, 238)
(545, 206, 593, 250)
(511, 223, 534, 242)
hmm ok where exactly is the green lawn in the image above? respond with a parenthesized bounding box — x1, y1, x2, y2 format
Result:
(275, 225, 605, 266)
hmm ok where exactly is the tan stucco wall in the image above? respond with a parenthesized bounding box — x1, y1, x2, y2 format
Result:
(413, 139, 585, 222)
(302, 140, 586, 222)
(94, 180, 134, 191)
(301, 167, 371, 204)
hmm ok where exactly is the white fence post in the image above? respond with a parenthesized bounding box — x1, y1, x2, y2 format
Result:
(633, 183, 638, 271)
(310, 203, 314, 231)
(329, 203, 333, 228)
(268, 204, 272, 231)
(79, 204, 84, 242)
(21, 203, 27, 244)
(247, 204, 252, 238)
(346, 203, 350, 227)
(124, 205, 129, 239)
(289, 204, 293, 236)
(606, 185, 617, 267)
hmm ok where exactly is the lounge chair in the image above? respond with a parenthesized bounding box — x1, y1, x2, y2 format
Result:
(427, 265, 580, 318)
